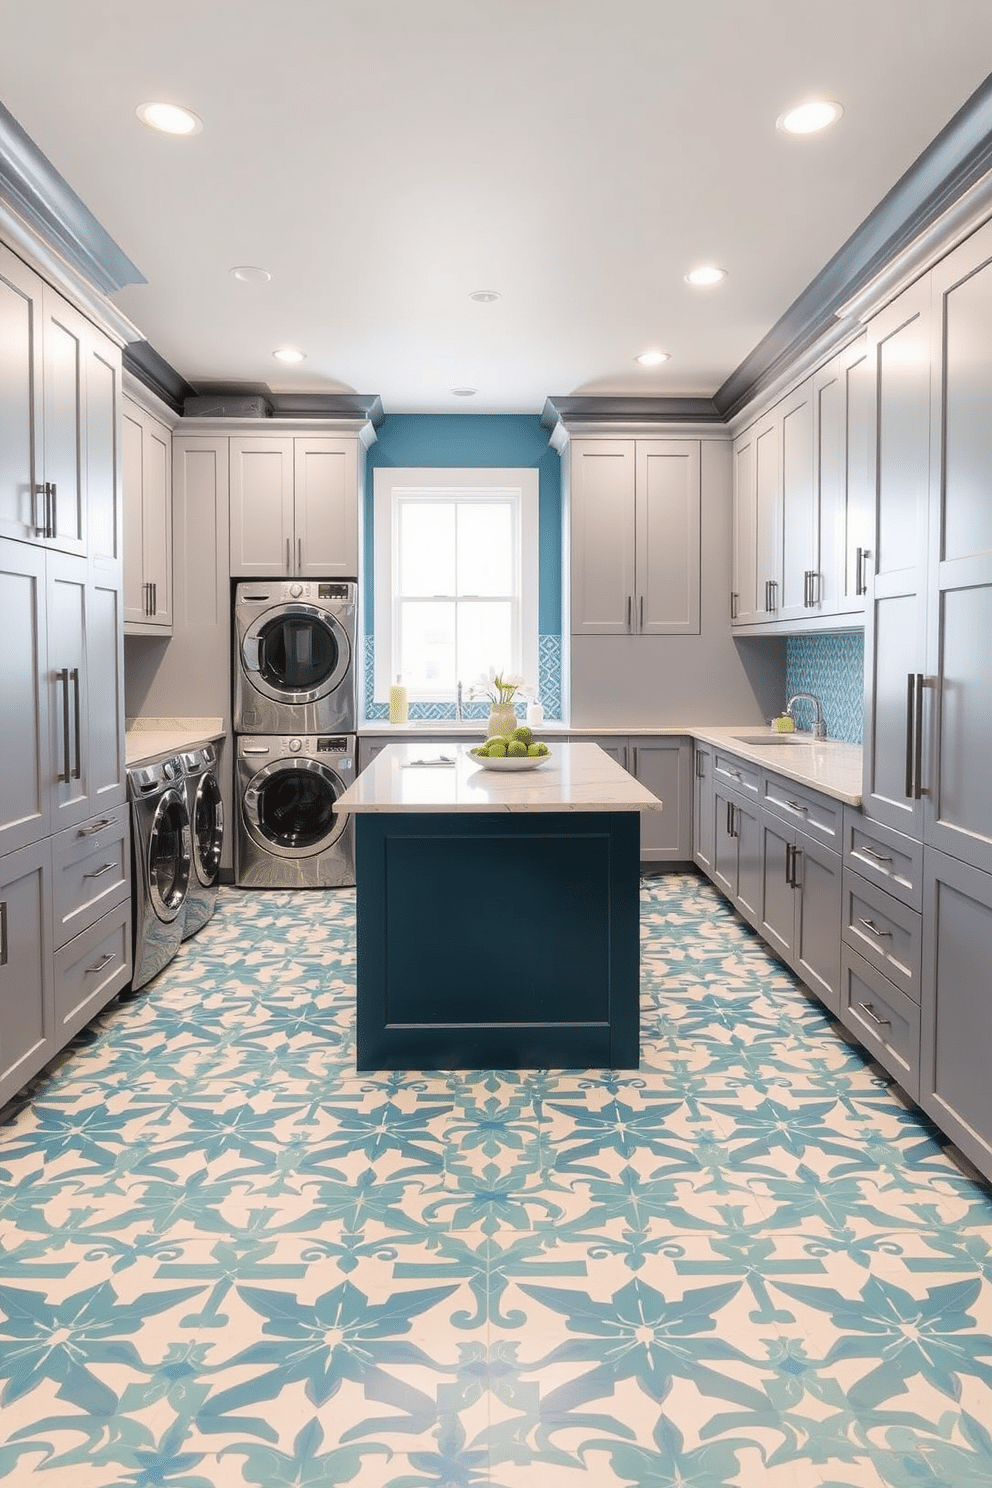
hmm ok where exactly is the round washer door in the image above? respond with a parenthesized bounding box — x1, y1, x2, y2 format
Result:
(147, 789, 192, 921)
(241, 603, 351, 706)
(242, 757, 349, 858)
(191, 772, 224, 888)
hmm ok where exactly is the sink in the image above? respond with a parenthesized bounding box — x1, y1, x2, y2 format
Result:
(733, 732, 819, 746)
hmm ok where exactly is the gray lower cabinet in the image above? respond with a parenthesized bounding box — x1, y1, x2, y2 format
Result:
(692, 742, 714, 875)
(712, 781, 761, 921)
(0, 838, 56, 1108)
(920, 847, 992, 1180)
(840, 943, 921, 1101)
(758, 809, 842, 1013)
(580, 735, 692, 862)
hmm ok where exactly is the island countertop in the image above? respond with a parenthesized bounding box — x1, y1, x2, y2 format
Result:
(337, 742, 664, 814)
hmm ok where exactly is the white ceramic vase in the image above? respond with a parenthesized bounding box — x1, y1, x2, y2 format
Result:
(486, 701, 519, 739)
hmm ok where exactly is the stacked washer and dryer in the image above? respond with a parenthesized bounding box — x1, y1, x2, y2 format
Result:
(233, 580, 357, 887)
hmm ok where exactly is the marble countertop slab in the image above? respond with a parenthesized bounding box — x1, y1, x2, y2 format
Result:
(125, 718, 226, 768)
(338, 742, 664, 814)
(690, 725, 864, 806)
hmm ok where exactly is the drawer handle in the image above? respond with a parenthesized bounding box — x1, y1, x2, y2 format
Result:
(857, 916, 892, 938)
(85, 953, 115, 975)
(859, 845, 892, 863)
(730, 768, 742, 780)
(78, 818, 112, 837)
(785, 799, 808, 815)
(83, 862, 116, 880)
(859, 1001, 891, 1029)
(0, 900, 6, 967)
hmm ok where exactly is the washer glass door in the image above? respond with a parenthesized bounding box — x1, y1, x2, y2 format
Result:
(245, 759, 347, 856)
(148, 791, 192, 920)
(242, 605, 350, 705)
(192, 773, 224, 887)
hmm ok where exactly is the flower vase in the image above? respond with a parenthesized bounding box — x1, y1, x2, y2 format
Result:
(486, 701, 519, 739)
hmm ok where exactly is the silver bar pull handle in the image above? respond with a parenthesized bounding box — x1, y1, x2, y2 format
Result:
(58, 667, 72, 783)
(858, 916, 892, 938)
(33, 484, 48, 536)
(859, 1001, 891, 1029)
(632, 746, 639, 778)
(298, 537, 303, 572)
(859, 844, 892, 863)
(730, 591, 738, 621)
(71, 668, 81, 780)
(0, 900, 7, 966)
(47, 481, 57, 539)
(913, 672, 925, 801)
(695, 751, 705, 779)
(78, 818, 112, 836)
(626, 595, 632, 631)
(86, 953, 115, 975)
(83, 862, 116, 880)
(639, 595, 644, 630)
(792, 844, 803, 888)
(905, 672, 916, 800)
(286, 537, 291, 573)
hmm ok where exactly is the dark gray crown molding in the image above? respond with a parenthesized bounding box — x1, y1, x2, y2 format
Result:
(542, 395, 722, 432)
(123, 343, 197, 416)
(0, 101, 144, 297)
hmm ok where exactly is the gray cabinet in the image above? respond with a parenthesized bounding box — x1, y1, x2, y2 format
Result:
(123, 396, 172, 633)
(0, 837, 55, 1109)
(692, 742, 714, 875)
(814, 334, 874, 616)
(840, 943, 921, 1101)
(229, 435, 359, 579)
(584, 735, 692, 861)
(920, 848, 992, 1179)
(570, 439, 700, 635)
(758, 809, 842, 1013)
(712, 779, 761, 921)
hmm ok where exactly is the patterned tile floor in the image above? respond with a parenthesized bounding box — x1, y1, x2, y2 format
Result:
(2, 872, 992, 1486)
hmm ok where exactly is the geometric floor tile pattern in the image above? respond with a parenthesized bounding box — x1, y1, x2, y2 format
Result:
(2, 870, 992, 1486)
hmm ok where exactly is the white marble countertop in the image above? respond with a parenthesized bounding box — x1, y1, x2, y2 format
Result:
(338, 742, 664, 814)
(691, 725, 864, 806)
(125, 718, 226, 768)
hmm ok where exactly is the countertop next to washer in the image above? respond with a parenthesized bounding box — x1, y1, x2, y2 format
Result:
(125, 717, 226, 768)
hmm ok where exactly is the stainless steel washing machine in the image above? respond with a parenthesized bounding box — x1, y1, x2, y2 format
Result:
(235, 735, 356, 888)
(234, 580, 357, 735)
(127, 756, 192, 990)
(180, 743, 224, 939)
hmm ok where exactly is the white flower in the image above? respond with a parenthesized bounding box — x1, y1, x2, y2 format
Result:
(468, 668, 529, 704)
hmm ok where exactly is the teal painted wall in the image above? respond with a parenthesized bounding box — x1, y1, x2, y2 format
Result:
(364, 415, 563, 721)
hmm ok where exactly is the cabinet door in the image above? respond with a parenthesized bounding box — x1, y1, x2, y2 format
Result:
(0, 540, 50, 853)
(0, 836, 55, 1110)
(46, 552, 89, 830)
(295, 438, 359, 578)
(85, 560, 126, 813)
(140, 414, 172, 629)
(862, 278, 931, 838)
(570, 440, 636, 633)
(634, 442, 700, 634)
(0, 243, 43, 546)
(122, 403, 146, 626)
(793, 832, 842, 1013)
(731, 427, 759, 624)
(735, 795, 762, 923)
(925, 224, 992, 874)
(692, 744, 714, 874)
(817, 335, 874, 616)
(712, 782, 739, 899)
(754, 411, 781, 618)
(632, 737, 692, 859)
(229, 437, 295, 577)
(40, 286, 86, 557)
(920, 848, 992, 1183)
(759, 813, 795, 962)
(779, 379, 817, 620)
(84, 333, 122, 568)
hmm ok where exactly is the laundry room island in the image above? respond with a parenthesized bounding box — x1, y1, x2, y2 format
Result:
(337, 742, 662, 1070)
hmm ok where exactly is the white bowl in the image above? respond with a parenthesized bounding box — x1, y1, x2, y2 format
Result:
(469, 749, 553, 771)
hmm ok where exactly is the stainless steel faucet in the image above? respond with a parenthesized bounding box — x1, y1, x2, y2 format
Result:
(786, 692, 827, 739)
(456, 681, 463, 722)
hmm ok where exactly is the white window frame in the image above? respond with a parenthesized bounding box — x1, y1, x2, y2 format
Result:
(373, 467, 539, 704)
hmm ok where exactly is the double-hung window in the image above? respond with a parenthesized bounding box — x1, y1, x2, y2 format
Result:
(373, 468, 538, 703)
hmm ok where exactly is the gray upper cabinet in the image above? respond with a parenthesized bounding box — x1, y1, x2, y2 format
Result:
(814, 334, 874, 616)
(229, 435, 359, 579)
(731, 425, 758, 624)
(778, 379, 817, 621)
(123, 396, 173, 633)
(924, 220, 992, 875)
(861, 277, 932, 839)
(570, 439, 700, 635)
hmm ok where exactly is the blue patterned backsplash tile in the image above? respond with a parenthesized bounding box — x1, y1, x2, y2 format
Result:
(786, 632, 864, 743)
(364, 635, 563, 723)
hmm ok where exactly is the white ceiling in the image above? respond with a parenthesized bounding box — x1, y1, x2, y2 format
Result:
(2, 0, 992, 415)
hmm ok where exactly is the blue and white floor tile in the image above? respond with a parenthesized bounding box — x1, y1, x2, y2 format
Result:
(2, 872, 992, 1485)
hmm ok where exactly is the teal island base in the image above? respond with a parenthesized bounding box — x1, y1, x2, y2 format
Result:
(354, 810, 640, 1070)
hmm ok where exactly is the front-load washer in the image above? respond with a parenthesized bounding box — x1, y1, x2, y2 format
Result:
(235, 734, 355, 888)
(127, 756, 192, 990)
(179, 742, 224, 939)
(234, 579, 357, 735)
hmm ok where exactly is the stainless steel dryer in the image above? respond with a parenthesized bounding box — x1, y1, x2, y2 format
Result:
(234, 580, 357, 735)
(235, 734, 356, 888)
(127, 756, 192, 990)
(179, 743, 224, 939)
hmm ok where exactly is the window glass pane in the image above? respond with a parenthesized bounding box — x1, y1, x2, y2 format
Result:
(457, 601, 513, 685)
(398, 600, 455, 689)
(458, 504, 513, 595)
(400, 503, 455, 596)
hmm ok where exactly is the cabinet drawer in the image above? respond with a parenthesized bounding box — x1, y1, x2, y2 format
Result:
(843, 807, 922, 912)
(54, 899, 131, 1041)
(762, 774, 840, 845)
(840, 944, 920, 1101)
(714, 751, 760, 796)
(52, 805, 131, 949)
(842, 868, 922, 1002)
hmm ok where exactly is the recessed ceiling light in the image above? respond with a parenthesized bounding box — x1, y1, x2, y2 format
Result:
(468, 290, 501, 303)
(450, 386, 478, 396)
(776, 100, 843, 135)
(231, 265, 271, 284)
(685, 265, 727, 287)
(136, 101, 203, 136)
(636, 350, 669, 367)
(273, 347, 306, 364)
